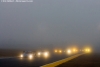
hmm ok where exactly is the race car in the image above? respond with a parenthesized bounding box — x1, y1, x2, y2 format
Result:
(20, 51, 35, 59)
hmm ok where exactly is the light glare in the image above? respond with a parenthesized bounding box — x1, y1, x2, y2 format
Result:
(43, 52, 49, 58)
(59, 50, 62, 53)
(37, 52, 41, 56)
(28, 54, 33, 59)
(20, 54, 23, 58)
(55, 50, 57, 52)
(67, 49, 71, 54)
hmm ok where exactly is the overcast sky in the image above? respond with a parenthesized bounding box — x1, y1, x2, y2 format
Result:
(0, 0, 100, 49)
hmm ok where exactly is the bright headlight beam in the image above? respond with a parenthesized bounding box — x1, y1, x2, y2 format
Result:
(58, 50, 62, 53)
(43, 52, 49, 58)
(37, 52, 41, 56)
(73, 49, 76, 52)
(88, 49, 90, 52)
(44, 52, 48, 56)
(55, 50, 57, 52)
(67, 49, 71, 54)
(20, 54, 23, 58)
(84, 48, 91, 53)
(28, 54, 33, 59)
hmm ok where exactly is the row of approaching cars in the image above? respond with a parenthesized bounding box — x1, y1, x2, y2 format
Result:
(20, 51, 49, 59)
(19, 48, 91, 59)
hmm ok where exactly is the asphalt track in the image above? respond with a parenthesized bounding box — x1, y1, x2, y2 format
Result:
(0, 53, 73, 67)
(41, 53, 83, 67)
(57, 53, 100, 67)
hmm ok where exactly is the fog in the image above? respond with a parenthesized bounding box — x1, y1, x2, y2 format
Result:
(0, 0, 100, 50)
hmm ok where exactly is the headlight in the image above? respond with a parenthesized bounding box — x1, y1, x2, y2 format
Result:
(37, 52, 42, 56)
(87, 49, 90, 52)
(85, 48, 91, 53)
(54, 50, 57, 53)
(59, 50, 62, 53)
(28, 54, 33, 59)
(20, 54, 23, 58)
(67, 49, 71, 54)
(43, 52, 49, 58)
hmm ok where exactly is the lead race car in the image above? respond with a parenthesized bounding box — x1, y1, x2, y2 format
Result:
(20, 51, 35, 59)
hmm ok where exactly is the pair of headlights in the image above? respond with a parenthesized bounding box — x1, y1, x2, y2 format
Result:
(20, 54, 33, 59)
(54, 50, 62, 53)
(37, 52, 49, 58)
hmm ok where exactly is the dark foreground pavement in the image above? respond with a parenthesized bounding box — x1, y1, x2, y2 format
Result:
(57, 53, 100, 67)
(0, 53, 70, 67)
(0, 49, 79, 67)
